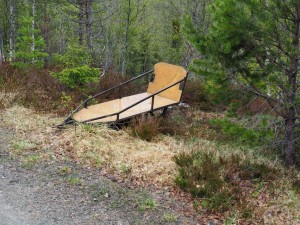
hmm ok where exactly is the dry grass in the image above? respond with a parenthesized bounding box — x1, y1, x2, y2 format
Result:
(1, 105, 300, 223)
(1, 105, 272, 186)
(1, 105, 183, 185)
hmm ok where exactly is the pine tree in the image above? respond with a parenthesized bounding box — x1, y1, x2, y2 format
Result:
(185, 0, 300, 166)
(13, 15, 48, 68)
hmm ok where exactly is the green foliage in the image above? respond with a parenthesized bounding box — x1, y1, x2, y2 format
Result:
(13, 16, 48, 68)
(184, 1, 300, 163)
(66, 176, 82, 185)
(127, 32, 154, 75)
(60, 92, 72, 108)
(54, 42, 92, 68)
(21, 154, 40, 169)
(173, 150, 277, 212)
(51, 42, 99, 89)
(52, 65, 99, 89)
(184, 0, 300, 167)
(210, 118, 275, 146)
(119, 164, 132, 175)
(162, 213, 177, 222)
(139, 197, 156, 211)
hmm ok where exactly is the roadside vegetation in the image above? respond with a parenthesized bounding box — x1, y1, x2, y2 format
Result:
(0, 0, 300, 224)
(1, 66, 300, 223)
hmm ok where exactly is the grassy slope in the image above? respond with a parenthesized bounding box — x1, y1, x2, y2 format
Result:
(1, 105, 300, 224)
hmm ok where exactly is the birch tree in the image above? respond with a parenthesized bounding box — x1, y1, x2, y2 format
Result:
(9, 0, 16, 62)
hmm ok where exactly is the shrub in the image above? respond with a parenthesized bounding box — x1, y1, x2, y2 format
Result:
(209, 118, 275, 146)
(52, 65, 99, 89)
(174, 151, 236, 212)
(130, 116, 161, 141)
(159, 109, 191, 136)
(173, 150, 277, 213)
(51, 42, 100, 89)
(182, 78, 214, 111)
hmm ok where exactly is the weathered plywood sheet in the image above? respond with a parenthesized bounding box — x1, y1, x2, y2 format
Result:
(147, 62, 187, 102)
(72, 92, 177, 123)
(72, 99, 120, 123)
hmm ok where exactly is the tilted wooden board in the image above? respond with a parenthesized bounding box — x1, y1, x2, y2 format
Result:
(71, 62, 187, 123)
(72, 92, 177, 123)
(147, 62, 187, 102)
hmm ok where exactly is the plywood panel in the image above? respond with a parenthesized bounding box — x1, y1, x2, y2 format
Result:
(73, 99, 120, 123)
(147, 62, 187, 102)
(72, 92, 177, 123)
(119, 93, 177, 119)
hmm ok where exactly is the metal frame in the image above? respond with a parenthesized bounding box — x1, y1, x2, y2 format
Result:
(62, 69, 188, 126)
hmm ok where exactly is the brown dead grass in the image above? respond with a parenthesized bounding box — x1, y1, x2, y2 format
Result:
(1, 105, 300, 224)
(0, 105, 244, 186)
(0, 105, 284, 185)
(1, 105, 184, 185)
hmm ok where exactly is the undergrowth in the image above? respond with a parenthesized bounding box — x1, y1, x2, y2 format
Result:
(173, 150, 279, 217)
(210, 118, 275, 147)
(130, 116, 161, 141)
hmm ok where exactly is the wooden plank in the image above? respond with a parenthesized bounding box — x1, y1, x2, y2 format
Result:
(147, 62, 187, 102)
(72, 92, 177, 123)
(72, 99, 120, 123)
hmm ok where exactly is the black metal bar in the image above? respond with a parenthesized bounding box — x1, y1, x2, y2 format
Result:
(87, 70, 153, 102)
(151, 96, 154, 111)
(179, 72, 189, 102)
(161, 107, 168, 117)
(150, 73, 155, 82)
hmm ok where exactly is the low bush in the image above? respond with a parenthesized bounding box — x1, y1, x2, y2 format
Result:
(182, 78, 214, 111)
(210, 118, 275, 146)
(159, 109, 191, 136)
(51, 65, 100, 89)
(173, 150, 278, 214)
(130, 116, 161, 141)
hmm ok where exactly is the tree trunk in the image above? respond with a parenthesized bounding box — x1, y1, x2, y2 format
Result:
(41, 1, 50, 66)
(31, 0, 36, 63)
(9, 0, 15, 62)
(121, 0, 131, 76)
(104, 19, 110, 74)
(85, 0, 92, 51)
(284, 4, 300, 167)
(58, 0, 64, 53)
(78, 0, 84, 45)
(285, 110, 296, 166)
(0, 28, 5, 64)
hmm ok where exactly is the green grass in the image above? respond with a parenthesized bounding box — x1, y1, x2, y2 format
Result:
(66, 176, 81, 185)
(83, 151, 102, 167)
(119, 164, 131, 174)
(139, 197, 156, 211)
(21, 154, 40, 168)
(58, 166, 72, 177)
(162, 213, 177, 222)
(13, 140, 36, 155)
